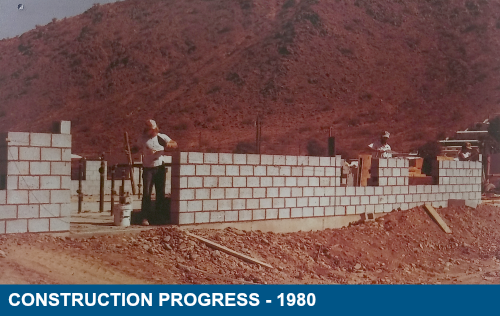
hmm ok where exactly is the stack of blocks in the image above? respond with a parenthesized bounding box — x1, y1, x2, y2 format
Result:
(0, 121, 71, 234)
(170, 152, 482, 225)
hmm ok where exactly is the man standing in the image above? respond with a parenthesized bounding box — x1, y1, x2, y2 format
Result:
(368, 131, 392, 158)
(131, 119, 177, 225)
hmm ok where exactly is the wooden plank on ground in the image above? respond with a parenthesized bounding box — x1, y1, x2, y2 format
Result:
(184, 231, 274, 269)
(423, 204, 452, 234)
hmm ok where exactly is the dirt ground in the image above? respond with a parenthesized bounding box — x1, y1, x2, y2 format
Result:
(1, 204, 500, 285)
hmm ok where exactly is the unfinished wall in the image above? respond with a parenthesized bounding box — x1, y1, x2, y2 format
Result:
(170, 152, 482, 226)
(0, 122, 71, 234)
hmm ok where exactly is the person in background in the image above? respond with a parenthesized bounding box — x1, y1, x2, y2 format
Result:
(130, 119, 177, 226)
(368, 131, 392, 158)
(457, 142, 478, 161)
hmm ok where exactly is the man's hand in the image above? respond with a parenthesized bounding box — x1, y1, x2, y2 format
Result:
(166, 140, 178, 148)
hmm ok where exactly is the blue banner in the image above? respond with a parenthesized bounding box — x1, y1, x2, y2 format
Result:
(0, 285, 498, 316)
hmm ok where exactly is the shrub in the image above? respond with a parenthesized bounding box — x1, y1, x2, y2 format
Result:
(306, 139, 325, 156)
(234, 141, 256, 154)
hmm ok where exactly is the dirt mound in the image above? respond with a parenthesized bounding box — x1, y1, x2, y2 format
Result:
(1, 204, 500, 284)
(0, 0, 499, 159)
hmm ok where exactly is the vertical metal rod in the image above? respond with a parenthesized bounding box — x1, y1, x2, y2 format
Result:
(120, 175, 125, 204)
(255, 116, 259, 154)
(77, 158, 84, 214)
(110, 164, 116, 215)
(99, 153, 105, 213)
(138, 165, 142, 200)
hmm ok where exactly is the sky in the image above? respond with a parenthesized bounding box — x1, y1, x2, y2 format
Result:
(0, 0, 124, 39)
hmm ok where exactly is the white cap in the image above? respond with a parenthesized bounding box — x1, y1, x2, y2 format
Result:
(382, 131, 390, 138)
(146, 119, 158, 130)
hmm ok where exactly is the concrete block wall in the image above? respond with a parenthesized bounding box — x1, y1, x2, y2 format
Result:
(0, 125, 72, 234)
(170, 152, 482, 226)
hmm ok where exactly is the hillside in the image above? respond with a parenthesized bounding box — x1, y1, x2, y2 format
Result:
(1, 0, 499, 159)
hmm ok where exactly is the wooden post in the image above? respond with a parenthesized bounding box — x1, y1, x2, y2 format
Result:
(124, 132, 136, 195)
(255, 116, 261, 154)
(110, 164, 116, 215)
(77, 158, 85, 214)
(328, 127, 335, 157)
(99, 153, 105, 213)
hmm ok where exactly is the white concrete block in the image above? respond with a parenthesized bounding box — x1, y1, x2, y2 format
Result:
(253, 209, 266, 220)
(273, 177, 285, 187)
(297, 177, 308, 187)
(332, 206, 344, 215)
(273, 155, 285, 165)
(324, 167, 335, 177)
(366, 205, 375, 213)
(195, 189, 210, 200)
(6, 176, 18, 190)
(266, 188, 279, 197)
(194, 212, 209, 224)
(388, 177, 397, 186)
(340, 196, 350, 206)
(203, 177, 218, 188)
(51, 162, 71, 176)
(360, 196, 370, 205)
(40, 204, 59, 217)
(303, 167, 314, 176)
(266, 209, 278, 219)
(335, 187, 345, 196)
(240, 166, 254, 176)
(0, 191, 5, 204)
(388, 159, 397, 168)
(6, 219, 28, 233)
(272, 198, 285, 208)
(260, 155, 273, 165)
(61, 176, 71, 190)
(232, 199, 246, 210)
(238, 210, 252, 221)
(210, 211, 224, 223)
(279, 187, 291, 198)
(314, 167, 325, 177)
(267, 166, 279, 176)
(260, 198, 272, 209)
(187, 152, 203, 164)
(320, 197, 330, 206)
(211, 165, 225, 176)
(345, 187, 355, 195)
(388, 195, 396, 203)
(286, 156, 297, 166)
(225, 188, 238, 199)
(309, 177, 319, 187)
(346, 205, 356, 215)
(396, 159, 405, 168)
(233, 177, 246, 187)
(297, 156, 308, 166)
(40, 176, 60, 189)
(29, 190, 50, 204)
(254, 166, 266, 176)
(379, 177, 388, 186)
(8, 161, 29, 175)
(253, 188, 266, 198)
(278, 208, 290, 219)
(52, 134, 71, 148)
(28, 218, 50, 233)
(233, 154, 247, 165)
(218, 200, 232, 211)
(7, 190, 28, 204)
(297, 197, 308, 207)
(303, 207, 314, 217)
(285, 198, 297, 208)
(313, 207, 324, 216)
(246, 177, 258, 187)
(202, 200, 217, 211)
(239, 188, 252, 198)
(187, 200, 202, 212)
(210, 188, 224, 199)
(0, 205, 17, 219)
(50, 190, 70, 204)
(303, 187, 314, 197)
(351, 196, 361, 205)
(188, 177, 203, 188)
(261, 177, 272, 187)
(226, 165, 239, 176)
(5, 146, 18, 160)
(247, 199, 259, 209)
(314, 187, 325, 197)
(246, 154, 260, 165)
(41, 148, 61, 161)
(309, 157, 320, 166)
(204, 153, 218, 164)
(196, 165, 211, 176)
(29, 133, 51, 147)
(318, 157, 329, 167)
(7, 132, 29, 146)
(285, 177, 297, 187)
(219, 177, 232, 187)
(19, 147, 41, 161)
(178, 213, 195, 224)
(18, 205, 39, 218)
(291, 207, 303, 218)
(279, 166, 291, 176)
(309, 197, 319, 207)
(180, 165, 195, 176)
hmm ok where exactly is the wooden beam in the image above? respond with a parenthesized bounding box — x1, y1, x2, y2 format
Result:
(184, 231, 274, 269)
(423, 204, 452, 234)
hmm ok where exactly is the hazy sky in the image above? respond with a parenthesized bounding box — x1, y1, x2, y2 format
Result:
(0, 0, 124, 39)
